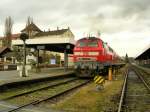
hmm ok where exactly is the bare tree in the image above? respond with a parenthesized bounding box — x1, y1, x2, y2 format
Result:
(4, 16, 13, 47)
(125, 53, 129, 63)
(26, 16, 33, 38)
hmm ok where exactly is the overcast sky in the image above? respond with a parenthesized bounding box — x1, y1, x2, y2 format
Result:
(0, 0, 150, 57)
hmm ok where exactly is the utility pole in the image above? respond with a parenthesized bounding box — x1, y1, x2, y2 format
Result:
(20, 33, 29, 77)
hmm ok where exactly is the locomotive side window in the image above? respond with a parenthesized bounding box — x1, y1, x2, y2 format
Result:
(103, 43, 109, 50)
(102, 41, 105, 48)
(109, 47, 114, 53)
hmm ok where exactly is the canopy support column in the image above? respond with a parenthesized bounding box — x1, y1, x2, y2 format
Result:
(64, 49, 68, 71)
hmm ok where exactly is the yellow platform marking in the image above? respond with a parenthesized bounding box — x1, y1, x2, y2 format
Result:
(94, 75, 105, 84)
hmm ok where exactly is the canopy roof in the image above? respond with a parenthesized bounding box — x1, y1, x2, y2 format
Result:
(12, 36, 75, 54)
(135, 45, 150, 60)
(0, 47, 12, 57)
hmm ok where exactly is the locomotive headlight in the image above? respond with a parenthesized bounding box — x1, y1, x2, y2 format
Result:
(88, 52, 99, 55)
(74, 52, 83, 55)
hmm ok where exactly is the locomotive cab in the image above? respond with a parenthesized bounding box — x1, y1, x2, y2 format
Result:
(73, 36, 120, 77)
(73, 37, 104, 77)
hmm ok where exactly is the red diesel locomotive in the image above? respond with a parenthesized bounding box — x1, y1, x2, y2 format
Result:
(73, 37, 121, 77)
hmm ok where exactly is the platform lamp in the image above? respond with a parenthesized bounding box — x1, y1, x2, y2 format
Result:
(20, 33, 29, 77)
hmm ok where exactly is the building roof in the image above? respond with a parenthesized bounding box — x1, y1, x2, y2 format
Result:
(12, 26, 75, 54)
(135, 44, 150, 60)
(11, 34, 20, 40)
(0, 47, 11, 57)
(21, 22, 42, 32)
(0, 33, 20, 40)
(35, 28, 69, 37)
(12, 36, 75, 54)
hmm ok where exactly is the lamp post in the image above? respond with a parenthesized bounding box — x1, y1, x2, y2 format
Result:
(20, 33, 29, 77)
(64, 44, 70, 71)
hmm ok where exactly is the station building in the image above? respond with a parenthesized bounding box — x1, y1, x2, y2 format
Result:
(135, 44, 150, 68)
(0, 22, 75, 69)
(12, 22, 75, 68)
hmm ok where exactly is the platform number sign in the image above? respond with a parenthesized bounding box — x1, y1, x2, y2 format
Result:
(37, 45, 45, 50)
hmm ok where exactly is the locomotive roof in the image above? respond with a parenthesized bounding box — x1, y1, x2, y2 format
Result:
(79, 37, 102, 41)
(79, 37, 116, 52)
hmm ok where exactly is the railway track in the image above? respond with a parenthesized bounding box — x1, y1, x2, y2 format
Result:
(0, 77, 78, 101)
(133, 66, 150, 86)
(0, 79, 90, 112)
(117, 66, 150, 112)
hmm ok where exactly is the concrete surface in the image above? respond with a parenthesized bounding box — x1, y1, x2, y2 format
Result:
(0, 67, 74, 85)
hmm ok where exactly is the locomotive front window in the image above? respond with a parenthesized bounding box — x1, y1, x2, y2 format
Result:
(87, 41, 98, 47)
(77, 40, 98, 47)
(77, 41, 86, 47)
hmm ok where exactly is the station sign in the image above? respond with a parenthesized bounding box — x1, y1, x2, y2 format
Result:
(37, 45, 45, 50)
(50, 59, 56, 64)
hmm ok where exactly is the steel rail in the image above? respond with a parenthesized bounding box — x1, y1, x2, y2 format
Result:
(2, 80, 90, 112)
(133, 68, 150, 91)
(117, 68, 128, 112)
(117, 66, 150, 112)
(133, 65, 150, 75)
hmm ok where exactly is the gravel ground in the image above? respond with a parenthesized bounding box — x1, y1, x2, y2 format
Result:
(40, 68, 125, 112)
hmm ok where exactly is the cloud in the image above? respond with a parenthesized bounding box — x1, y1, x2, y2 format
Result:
(0, 0, 150, 57)
(101, 31, 150, 57)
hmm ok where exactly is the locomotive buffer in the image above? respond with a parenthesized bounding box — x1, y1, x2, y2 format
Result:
(94, 75, 105, 90)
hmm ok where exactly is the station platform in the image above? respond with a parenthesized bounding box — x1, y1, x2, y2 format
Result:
(0, 67, 74, 86)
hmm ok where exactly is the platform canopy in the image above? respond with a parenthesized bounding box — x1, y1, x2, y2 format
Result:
(135, 45, 150, 60)
(12, 36, 75, 54)
(12, 23, 76, 54)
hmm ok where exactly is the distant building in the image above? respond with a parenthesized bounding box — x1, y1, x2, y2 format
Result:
(0, 34, 20, 64)
(0, 47, 12, 63)
(0, 34, 20, 48)
(21, 22, 42, 38)
(135, 44, 150, 68)
(21, 23, 74, 39)
(33, 27, 74, 39)
(19, 23, 75, 66)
